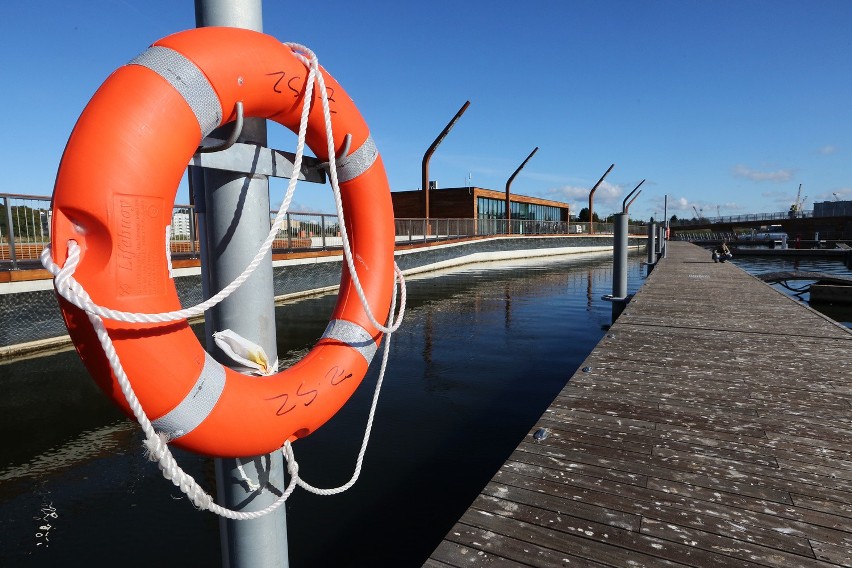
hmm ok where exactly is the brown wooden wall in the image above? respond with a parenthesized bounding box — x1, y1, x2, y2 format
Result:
(391, 187, 570, 220)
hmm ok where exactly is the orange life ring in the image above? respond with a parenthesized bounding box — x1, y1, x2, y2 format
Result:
(50, 27, 395, 458)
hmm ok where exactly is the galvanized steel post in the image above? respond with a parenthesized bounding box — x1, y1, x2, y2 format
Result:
(663, 195, 669, 259)
(611, 212, 628, 321)
(194, 1, 289, 567)
(608, 181, 642, 322)
(647, 221, 657, 271)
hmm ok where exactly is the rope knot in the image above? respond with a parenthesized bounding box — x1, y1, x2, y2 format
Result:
(143, 432, 171, 462)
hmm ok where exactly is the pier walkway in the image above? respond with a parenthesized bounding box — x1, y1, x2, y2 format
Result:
(425, 241, 852, 567)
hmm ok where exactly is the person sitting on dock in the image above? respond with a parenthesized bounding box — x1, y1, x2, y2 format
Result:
(712, 241, 732, 263)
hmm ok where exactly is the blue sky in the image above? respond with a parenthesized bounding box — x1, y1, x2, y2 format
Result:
(4, 0, 851, 220)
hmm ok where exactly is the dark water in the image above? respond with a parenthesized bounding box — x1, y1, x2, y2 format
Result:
(2, 251, 849, 567)
(730, 255, 852, 328)
(0, 251, 642, 567)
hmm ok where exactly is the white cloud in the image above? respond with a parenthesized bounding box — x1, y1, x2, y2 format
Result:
(814, 188, 852, 202)
(546, 181, 623, 204)
(664, 197, 703, 214)
(732, 165, 795, 183)
(674, 197, 690, 211)
(818, 145, 837, 155)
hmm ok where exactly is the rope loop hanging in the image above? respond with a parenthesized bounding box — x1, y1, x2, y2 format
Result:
(42, 27, 405, 519)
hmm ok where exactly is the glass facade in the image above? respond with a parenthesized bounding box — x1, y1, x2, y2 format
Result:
(476, 196, 565, 235)
(476, 197, 562, 222)
(477, 196, 506, 221)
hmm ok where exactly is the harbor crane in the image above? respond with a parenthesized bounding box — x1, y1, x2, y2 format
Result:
(791, 184, 807, 213)
(691, 205, 704, 220)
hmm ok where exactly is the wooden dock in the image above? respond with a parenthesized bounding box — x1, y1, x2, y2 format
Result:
(424, 241, 852, 568)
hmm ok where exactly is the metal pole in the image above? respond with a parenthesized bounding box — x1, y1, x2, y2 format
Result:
(657, 226, 665, 259)
(194, 2, 289, 567)
(189, 206, 198, 256)
(663, 195, 669, 258)
(505, 146, 538, 235)
(611, 212, 628, 322)
(3, 197, 18, 270)
(588, 163, 615, 235)
(421, 101, 470, 231)
(646, 221, 656, 270)
(622, 180, 644, 213)
(626, 191, 641, 213)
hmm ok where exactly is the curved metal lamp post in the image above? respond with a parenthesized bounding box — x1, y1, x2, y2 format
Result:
(588, 163, 615, 234)
(622, 179, 645, 215)
(421, 101, 470, 231)
(504, 146, 539, 234)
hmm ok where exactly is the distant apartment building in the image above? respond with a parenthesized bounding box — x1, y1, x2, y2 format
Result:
(171, 210, 192, 238)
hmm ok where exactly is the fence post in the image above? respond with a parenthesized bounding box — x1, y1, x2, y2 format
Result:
(189, 206, 198, 256)
(4, 197, 17, 270)
(321, 214, 327, 249)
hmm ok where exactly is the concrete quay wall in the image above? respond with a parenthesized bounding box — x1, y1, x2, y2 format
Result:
(0, 235, 644, 358)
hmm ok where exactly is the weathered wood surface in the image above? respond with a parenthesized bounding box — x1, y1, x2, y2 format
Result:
(424, 241, 852, 567)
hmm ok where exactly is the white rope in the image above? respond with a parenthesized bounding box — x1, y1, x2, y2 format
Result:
(235, 459, 262, 492)
(41, 44, 405, 334)
(40, 42, 406, 519)
(286, 43, 406, 334)
(39, 47, 320, 326)
(286, 267, 398, 495)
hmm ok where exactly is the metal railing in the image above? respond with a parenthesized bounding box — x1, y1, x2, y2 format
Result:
(394, 219, 646, 242)
(1, 192, 644, 270)
(670, 209, 815, 226)
(1, 193, 53, 269)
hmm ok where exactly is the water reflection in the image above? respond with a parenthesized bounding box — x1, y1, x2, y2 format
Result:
(0, 251, 644, 568)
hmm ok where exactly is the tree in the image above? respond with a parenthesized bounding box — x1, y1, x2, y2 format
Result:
(0, 204, 49, 242)
(577, 207, 600, 223)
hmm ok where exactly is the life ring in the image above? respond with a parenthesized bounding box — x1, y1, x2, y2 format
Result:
(50, 27, 395, 458)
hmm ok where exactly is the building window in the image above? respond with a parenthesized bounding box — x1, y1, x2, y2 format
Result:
(477, 197, 560, 222)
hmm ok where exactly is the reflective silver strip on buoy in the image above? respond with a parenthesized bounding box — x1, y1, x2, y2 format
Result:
(152, 353, 227, 440)
(335, 135, 378, 183)
(128, 46, 223, 137)
(321, 319, 377, 364)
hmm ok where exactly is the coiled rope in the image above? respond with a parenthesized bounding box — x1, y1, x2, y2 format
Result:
(40, 42, 405, 520)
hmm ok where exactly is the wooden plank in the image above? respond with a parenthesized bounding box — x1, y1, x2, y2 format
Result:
(424, 242, 852, 567)
(469, 495, 766, 568)
(439, 521, 610, 567)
